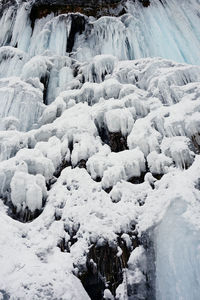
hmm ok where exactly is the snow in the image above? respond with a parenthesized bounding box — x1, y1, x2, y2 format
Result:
(11, 170, 46, 212)
(15, 148, 55, 180)
(21, 55, 53, 81)
(80, 55, 117, 83)
(147, 151, 173, 175)
(104, 108, 134, 136)
(0, 211, 90, 299)
(128, 118, 162, 157)
(161, 136, 195, 169)
(104, 289, 114, 300)
(71, 132, 102, 167)
(0, 0, 200, 298)
(87, 148, 145, 188)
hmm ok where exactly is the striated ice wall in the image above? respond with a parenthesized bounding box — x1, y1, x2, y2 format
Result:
(0, 0, 200, 63)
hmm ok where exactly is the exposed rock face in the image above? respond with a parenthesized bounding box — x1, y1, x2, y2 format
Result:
(0, 0, 151, 23)
(33, 0, 122, 5)
(30, 0, 153, 21)
(81, 235, 140, 299)
(30, 0, 126, 21)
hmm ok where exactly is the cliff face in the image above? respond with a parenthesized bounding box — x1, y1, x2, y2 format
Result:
(30, 0, 125, 21)
(0, 0, 150, 20)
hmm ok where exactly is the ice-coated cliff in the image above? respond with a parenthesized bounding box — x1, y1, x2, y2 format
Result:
(0, 0, 200, 299)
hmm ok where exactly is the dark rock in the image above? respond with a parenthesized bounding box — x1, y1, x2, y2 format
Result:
(1, 194, 45, 223)
(30, 0, 126, 24)
(54, 159, 70, 178)
(140, 233, 156, 300)
(0, 0, 17, 15)
(40, 73, 50, 105)
(0, 290, 10, 300)
(139, 0, 151, 7)
(81, 234, 140, 299)
(109, 132, 127, 152)
(12, 205, 43, 222)
(77, 159, 87, 169)
(128, 172, 146, 185)
(95, 122, 128, 152)
(191, 133, 200, 154)
(66, 14, 86, 52)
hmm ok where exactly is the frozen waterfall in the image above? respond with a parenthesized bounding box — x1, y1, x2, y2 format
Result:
(0, 0, 200, 64)
(0, 0, 200, 299)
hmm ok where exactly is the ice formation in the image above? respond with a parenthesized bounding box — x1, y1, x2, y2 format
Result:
(0, 0, 200, 299)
